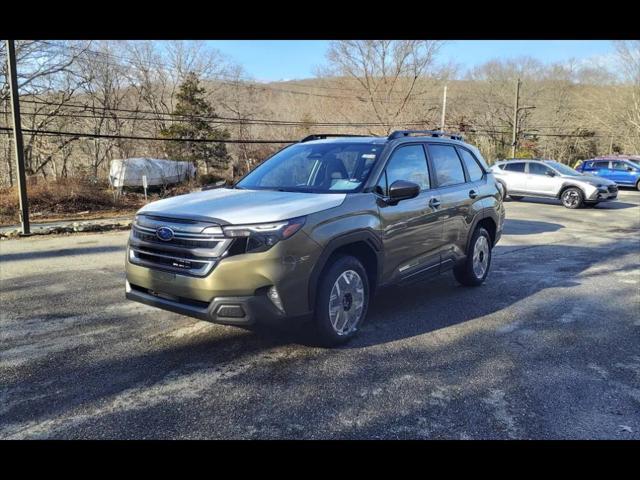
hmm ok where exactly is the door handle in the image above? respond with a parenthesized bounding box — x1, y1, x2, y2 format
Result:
(469, 190, 478, 199)
(429, 197, 441, 209)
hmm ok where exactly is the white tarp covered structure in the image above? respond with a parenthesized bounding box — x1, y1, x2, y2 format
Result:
(109, 158, 196, 188)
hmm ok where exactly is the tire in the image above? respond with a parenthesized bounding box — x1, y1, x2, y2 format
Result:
(313, 255, 370, 347)
(509, 195, 524, 201)
(496, 181, 507, 200)
(636, 179, 640, 191)
(453, 227, 492, 287)
(560, 187, 584, 209)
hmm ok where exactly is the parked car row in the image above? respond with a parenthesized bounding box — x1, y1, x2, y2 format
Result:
(491, 155, 639, 209)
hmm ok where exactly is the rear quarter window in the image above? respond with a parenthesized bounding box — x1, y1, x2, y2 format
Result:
(457, 148, 484, 181)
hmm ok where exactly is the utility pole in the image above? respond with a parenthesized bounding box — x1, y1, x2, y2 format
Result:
(510, 78, 535, 159)
(609, 135, 614, 154)
(440, 84, 447, 131)
(511, 78, 521, 158)
(5, 39, 30, 235)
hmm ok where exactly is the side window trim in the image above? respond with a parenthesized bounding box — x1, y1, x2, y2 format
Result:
(454, 147, 471, 183)
(420, 143, 433, 191)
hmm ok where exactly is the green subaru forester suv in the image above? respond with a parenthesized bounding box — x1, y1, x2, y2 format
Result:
(125, 130, 505, 346)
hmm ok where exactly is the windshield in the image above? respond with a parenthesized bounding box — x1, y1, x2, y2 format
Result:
(628, 160, 640, 169)
(236, 142, 383, 193)
(547, 161, 582, 177)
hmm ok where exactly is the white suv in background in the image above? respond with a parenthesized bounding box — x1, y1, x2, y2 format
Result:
(491, 159, 618, 209)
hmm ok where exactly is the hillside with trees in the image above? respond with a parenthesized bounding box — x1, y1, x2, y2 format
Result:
(1, 40, 639, 221)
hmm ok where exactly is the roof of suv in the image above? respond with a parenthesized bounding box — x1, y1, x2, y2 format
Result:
(298, 130, 467, 147)
(301, 136, 388, 145)
(498, 158, 553, 163)
(583, 155, 640, 162)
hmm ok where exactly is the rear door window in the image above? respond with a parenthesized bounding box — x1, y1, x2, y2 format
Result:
(612, 161, 629, 171)
(528, 162, 552, 175)
(427, 144, 467, 187)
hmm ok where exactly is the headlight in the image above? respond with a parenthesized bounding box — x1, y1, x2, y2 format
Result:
(222, 217, 306, 253)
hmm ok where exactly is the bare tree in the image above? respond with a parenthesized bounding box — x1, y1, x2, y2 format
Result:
(75, 41, 130, 178)
(0, 40, 89, 101)
(214, 64, 269, 177)
(323, 40, 444, 133)
(615, 41, 640, 152)
(0, 40, 89, 184)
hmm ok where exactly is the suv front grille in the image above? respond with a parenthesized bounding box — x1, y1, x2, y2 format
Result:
(608, 185, 618, 193)
(128, 215, 232, 277)
(132, 229, 219, 249)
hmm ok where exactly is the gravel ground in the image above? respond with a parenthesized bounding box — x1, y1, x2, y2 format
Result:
(1, 190, 639, 439)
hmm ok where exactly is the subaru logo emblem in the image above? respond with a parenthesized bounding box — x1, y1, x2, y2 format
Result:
(156, 226, 174, 241)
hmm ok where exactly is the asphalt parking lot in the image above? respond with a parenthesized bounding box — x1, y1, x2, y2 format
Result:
(1, 190, 639, 439)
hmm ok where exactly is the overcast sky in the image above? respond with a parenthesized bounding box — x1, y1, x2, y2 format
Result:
(205, 40, 616, 82)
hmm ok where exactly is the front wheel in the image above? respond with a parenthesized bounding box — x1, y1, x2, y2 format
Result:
(454, 227, 492, 287)
(560, 187, 584, 209)
(314, 255, 370, 347)
(636, 179, 640, 191)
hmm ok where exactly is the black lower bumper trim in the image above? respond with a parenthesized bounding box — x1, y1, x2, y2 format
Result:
(126, 283, 286, 326)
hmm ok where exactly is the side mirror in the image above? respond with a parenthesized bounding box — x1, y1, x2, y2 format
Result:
(627, 167, 635, 172)
(388, 180, 420, 203)
(545, 170, 556, 177)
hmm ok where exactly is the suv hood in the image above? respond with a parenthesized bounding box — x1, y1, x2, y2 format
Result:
(137, 187, 347, 224)
(562, 174, 615, 186)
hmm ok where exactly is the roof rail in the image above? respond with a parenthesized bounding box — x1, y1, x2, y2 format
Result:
(388, 130, 463, 141)
(299, 134, 372, 143)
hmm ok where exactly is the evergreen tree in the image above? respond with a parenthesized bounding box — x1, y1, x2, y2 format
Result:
(161, 72, 230, 174)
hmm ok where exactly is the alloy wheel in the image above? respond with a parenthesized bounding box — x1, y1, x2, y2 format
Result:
(472, 235, 490, 279)
(328, 270, 365, 336)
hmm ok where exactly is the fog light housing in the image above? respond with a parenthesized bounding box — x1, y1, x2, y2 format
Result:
(216, 304, 246, 318)
(267, 286, 284, 313)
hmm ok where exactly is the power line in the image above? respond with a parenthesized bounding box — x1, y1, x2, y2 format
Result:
(3, 109, 430, 128)
(0, 126, 296, 144)
(15, 99, 432, 127)
(18, 99, 616, 132)
(0, 126, 624, 142)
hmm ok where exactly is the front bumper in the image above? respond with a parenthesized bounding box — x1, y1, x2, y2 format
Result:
(125, 280, 285, 326)
(125, 230, 321, 322)
(586, 187, 618, 202)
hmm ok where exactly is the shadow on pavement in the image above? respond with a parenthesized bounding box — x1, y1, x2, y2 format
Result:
(0, 245, 125, 262)
(502, 219, 563, 235)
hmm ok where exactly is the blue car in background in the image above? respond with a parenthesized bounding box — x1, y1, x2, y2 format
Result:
(576, 156, 640, 190)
